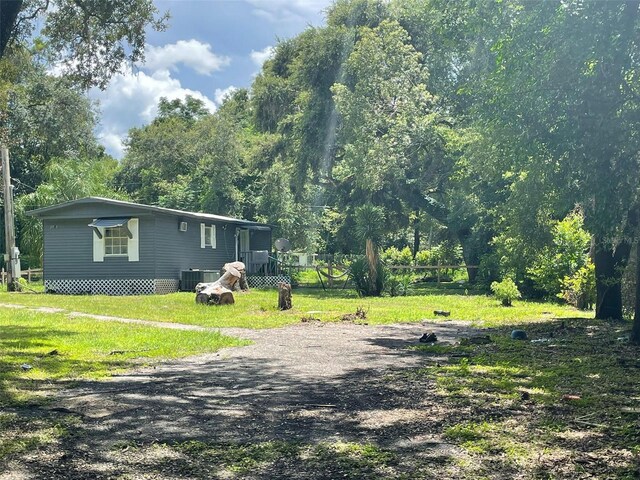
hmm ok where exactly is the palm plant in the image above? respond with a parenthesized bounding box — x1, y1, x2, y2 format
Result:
(354, 204, 386, 296)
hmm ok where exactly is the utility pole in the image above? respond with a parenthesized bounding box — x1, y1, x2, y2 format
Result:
(1, 145, 20, 290)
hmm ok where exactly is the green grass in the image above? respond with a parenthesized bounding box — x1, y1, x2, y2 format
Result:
(0, 307, 247, 463)
(0, 287, 591, 329)
(414, 319, 640, 478)
(110, 440, 399, 479)
(0, 309, 247, 408)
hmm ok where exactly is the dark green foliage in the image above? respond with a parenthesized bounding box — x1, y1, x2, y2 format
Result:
(2, 0, 168, 88)
(349, 257, 387, 297)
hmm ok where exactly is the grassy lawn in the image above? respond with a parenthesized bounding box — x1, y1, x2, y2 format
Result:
(0, 309, 246, 408)
(0, 285, 625, 477)
(97, 318, 639, 479)
(0, 286, 591, 329)
(412, 318, 640, 478)
(0, 308, 247, 461)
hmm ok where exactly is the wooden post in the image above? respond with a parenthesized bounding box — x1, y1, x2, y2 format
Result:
(437, 261, 441, 283)
(328, 255, 334, 288)
(278, 282, 292, 310)
(27, 268, 31, 283)
(1, 146, 19, 291)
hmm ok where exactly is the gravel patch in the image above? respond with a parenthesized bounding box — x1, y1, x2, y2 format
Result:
(1, 320, 479, 479)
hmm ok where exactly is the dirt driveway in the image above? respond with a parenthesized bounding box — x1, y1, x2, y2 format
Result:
(2, 320, 478, 479)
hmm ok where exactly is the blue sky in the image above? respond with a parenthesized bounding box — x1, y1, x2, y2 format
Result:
(90, 0, 333, 158)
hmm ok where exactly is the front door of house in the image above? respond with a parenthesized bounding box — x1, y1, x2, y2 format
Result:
(239, 229, 250, 255)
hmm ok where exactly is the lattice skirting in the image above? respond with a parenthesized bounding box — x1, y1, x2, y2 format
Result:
(154, 279, 180, 294)
(247, 275, 291, 288)
(45, 279, 180, 295)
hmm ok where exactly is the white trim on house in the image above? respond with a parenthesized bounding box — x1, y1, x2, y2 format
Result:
(92, 225, 104, 262)
(92, 217, 139, 262)
(127, 218, 139, 262)
(200, 223, 216, 249)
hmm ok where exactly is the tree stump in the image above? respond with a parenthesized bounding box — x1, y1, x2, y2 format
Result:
(195, 263, 244, 305)
(222, 261, 250, 292)
(278, 282, 292, 310)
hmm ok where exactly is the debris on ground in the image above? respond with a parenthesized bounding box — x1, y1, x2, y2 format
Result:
(530, 338, 551, 343)
(511, 329, 528, 340)
(460, 334, 492, 345)
(419, 332, 438, 343)
(341, 307, 367, 322)
(562, 394, 581, 402)
(433, 310, 450, 317)
(20, 364, 32, 371)
(300, 316, 321, 323)
(47, 349, 59, 356)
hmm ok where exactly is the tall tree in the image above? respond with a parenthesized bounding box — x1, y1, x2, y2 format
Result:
(331, 19, 451, 257)
(464, 1, 640, 320)
(0, 0, 168, 88)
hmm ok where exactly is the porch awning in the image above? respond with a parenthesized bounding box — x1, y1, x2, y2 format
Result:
(88, 218, 132, 239)
(246, 225, 271, 231)
(88, 218, 130, 228)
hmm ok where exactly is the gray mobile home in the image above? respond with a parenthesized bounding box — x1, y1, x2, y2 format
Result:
(27, 197, 273, 295)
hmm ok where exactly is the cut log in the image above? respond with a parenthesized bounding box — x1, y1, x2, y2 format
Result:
(195, 284, 235, 305)
(278, 282, 292, 310)
(195, 264, 241, 305)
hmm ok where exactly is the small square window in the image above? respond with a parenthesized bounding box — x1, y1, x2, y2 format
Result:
(104, 226, 128, 256)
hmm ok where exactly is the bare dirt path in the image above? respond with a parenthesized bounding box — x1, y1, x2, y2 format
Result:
(2, 319, 480, 479)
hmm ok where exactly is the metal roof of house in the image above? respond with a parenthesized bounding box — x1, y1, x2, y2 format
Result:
(26, 197, 271, 227)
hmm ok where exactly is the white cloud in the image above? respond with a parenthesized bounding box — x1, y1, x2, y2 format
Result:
(250, 46, 274, 68)
(144, 39, 231, 76)
(214, 86, 238, 106)
(246, 0, 332, 23)
(91, 67, 216, 159)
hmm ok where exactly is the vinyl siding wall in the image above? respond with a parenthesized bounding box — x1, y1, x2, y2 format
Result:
(153, 214, 238, 279)
(39, 203, 268, 282)
(43, 216, 156, 280)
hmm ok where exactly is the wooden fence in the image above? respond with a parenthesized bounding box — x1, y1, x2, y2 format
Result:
(0, 268, 43, 284)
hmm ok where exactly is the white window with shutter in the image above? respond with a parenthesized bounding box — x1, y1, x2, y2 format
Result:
(90, 217, 139, 262)
(200, 223, 216, 249)
(92, 226, 104, 262)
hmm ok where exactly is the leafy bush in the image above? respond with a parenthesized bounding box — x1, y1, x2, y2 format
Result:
(386, 273, 413, 297)
(527, 213, 590, 297)
(414, 249, 433, 266)
(380, 246, 413, 266)
(560, 261, 595, 310)
(415, 242, 463, 267)
(350, 257, 388, 297)
(491, 278, 521, 306)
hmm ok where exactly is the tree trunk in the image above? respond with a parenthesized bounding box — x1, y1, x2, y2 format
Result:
(458, 228, 487, 284)
(365, 238, 378, 295)
(195, 283, 235, 305)
(632, 239, 640, 343)
(594, 237, 631, 320)
(223, 261, 249, 292)
(0, 0, 23, 60)
(278, 282, 292, 310)
(195, 262, 245, 305)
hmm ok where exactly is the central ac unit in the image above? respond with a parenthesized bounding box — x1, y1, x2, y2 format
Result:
(179, 221, 188, 232)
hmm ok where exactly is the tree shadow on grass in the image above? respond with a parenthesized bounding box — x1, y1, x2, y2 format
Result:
(0, 324, 130, 408)
(2, 318, 639, 479)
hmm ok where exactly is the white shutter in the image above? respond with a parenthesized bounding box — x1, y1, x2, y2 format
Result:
(127, 218, 139, 262)
(200, 223, 206, 248)
(92, 226, 104, 262)
(211, 225, 216, 249)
